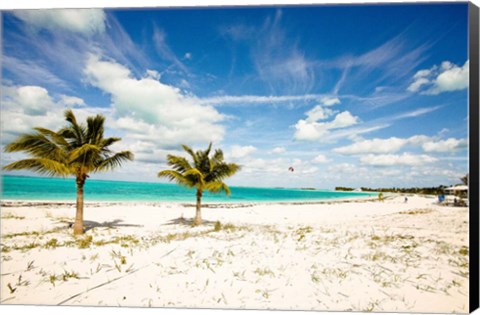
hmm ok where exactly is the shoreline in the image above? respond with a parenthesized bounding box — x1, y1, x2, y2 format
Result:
(0, 194, 389, 208)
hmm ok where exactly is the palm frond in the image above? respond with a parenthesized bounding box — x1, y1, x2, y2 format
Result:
(33, 127, 69, 147)
(4, 133, 67, 162)
(181, 145, 199, 167)
(2, 158, 71, 176)
(158, 170, 194, 187)
(160, 144, 239, 197)
(68, 144, 101, 164)
(64, 109, 86, 145)
(86, 114, 105, 145)
(99, 137, 121, 150)
(205, 181, 231, 195)
(166, 155, 193, 173)
(95, 151, 134, 172)
(206, 162, 241, 182)
(211, 149, 224, 164)
(184, 168, 206, 188)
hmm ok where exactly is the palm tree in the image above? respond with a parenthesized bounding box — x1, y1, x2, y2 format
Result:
(158, 143, 240, 226)
(460, 173, 468, 186)
(3, 109, 134, 235)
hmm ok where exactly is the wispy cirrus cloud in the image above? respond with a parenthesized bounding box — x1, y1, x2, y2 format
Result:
(323, 30, 430, 96)
(2, 55, 69, 89)
(200, 94, 323, 106)
(152, 25, 189, 74)
(223, 10, 315, 94)
(12, 9, 106, 36)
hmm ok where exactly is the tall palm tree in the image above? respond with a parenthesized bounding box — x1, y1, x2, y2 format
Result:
(460, 173, 468, 186)
(158, 143, 240, 226)
(3, 109, 134, 235)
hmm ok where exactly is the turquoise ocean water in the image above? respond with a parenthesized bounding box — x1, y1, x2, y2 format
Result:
(1, 175, 375, 203)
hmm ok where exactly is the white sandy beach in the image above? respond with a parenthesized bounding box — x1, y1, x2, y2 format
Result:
(0, 195, 469, 313)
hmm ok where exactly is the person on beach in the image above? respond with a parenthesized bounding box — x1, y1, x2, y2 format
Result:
(404, 197, 408, 203)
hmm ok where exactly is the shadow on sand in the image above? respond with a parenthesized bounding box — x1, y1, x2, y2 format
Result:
(163, 217, 217, 227)
(82, 219, 143, 232)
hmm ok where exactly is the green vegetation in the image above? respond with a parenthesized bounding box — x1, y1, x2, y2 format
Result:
(336, 185, 451, 195)
(2, 109, 134, 235)
(158, 143, 240, 226)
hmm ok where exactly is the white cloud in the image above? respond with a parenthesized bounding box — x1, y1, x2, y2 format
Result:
(294, 103, 359, 142)
(4, 85, 56, 116)
(360, 153, 438, 166)
(145, 70, 161, 80)
(432, 60, 469, 94)
(59, 95, 86, 107)
(422, 138, 468, 153)
(334, 137, 409, 154)
(13, 9, 106, 36)
(407, 77, 429, 92)
(320, 96, 340, 106)
(271, 147, 286, 154)
(408, 60, 469, 94)
(312, 154, 330, 164)
(301, 166, 319, 174)
(305, 105, 335, 122)
(0, 84, 102, 143)
(228, 145, 257, 159)
(334, 135, 467, 155)
(329, 111, 359, 129)
(84, 55, 225, 147)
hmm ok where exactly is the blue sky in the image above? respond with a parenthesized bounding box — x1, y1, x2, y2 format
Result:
(0, 3, 470, 188)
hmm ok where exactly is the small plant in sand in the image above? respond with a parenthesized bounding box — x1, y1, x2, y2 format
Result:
(459, 246, 468, 256)
(295, 226, 313, 241)
(61, 270, 80, 281)
(26, 260, 35, 271)
(1, 212, 25, 220)
(111, 249, 127, 272)
(7, 283, 17, 294)
(399, 209, 433, 215)
(44, 238, 59, 249)
(77, 235, 93, 249)
(254, 267, 275, 277)
(158, 143, 240, 226)
(2, 109, 134, 235)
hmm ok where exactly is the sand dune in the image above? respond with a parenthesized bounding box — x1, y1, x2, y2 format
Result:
(0, 195, 469, 313)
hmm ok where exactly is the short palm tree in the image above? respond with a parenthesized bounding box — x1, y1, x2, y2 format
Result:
(3, 109, 134, 235)
(158, 143, 240, 226)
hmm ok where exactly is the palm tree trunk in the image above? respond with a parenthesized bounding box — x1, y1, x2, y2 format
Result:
(194, 189, 202, 226)
(73, 176, 85, 235)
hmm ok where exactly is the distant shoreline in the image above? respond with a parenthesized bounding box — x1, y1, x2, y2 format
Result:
(0, 194, 383, 208)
